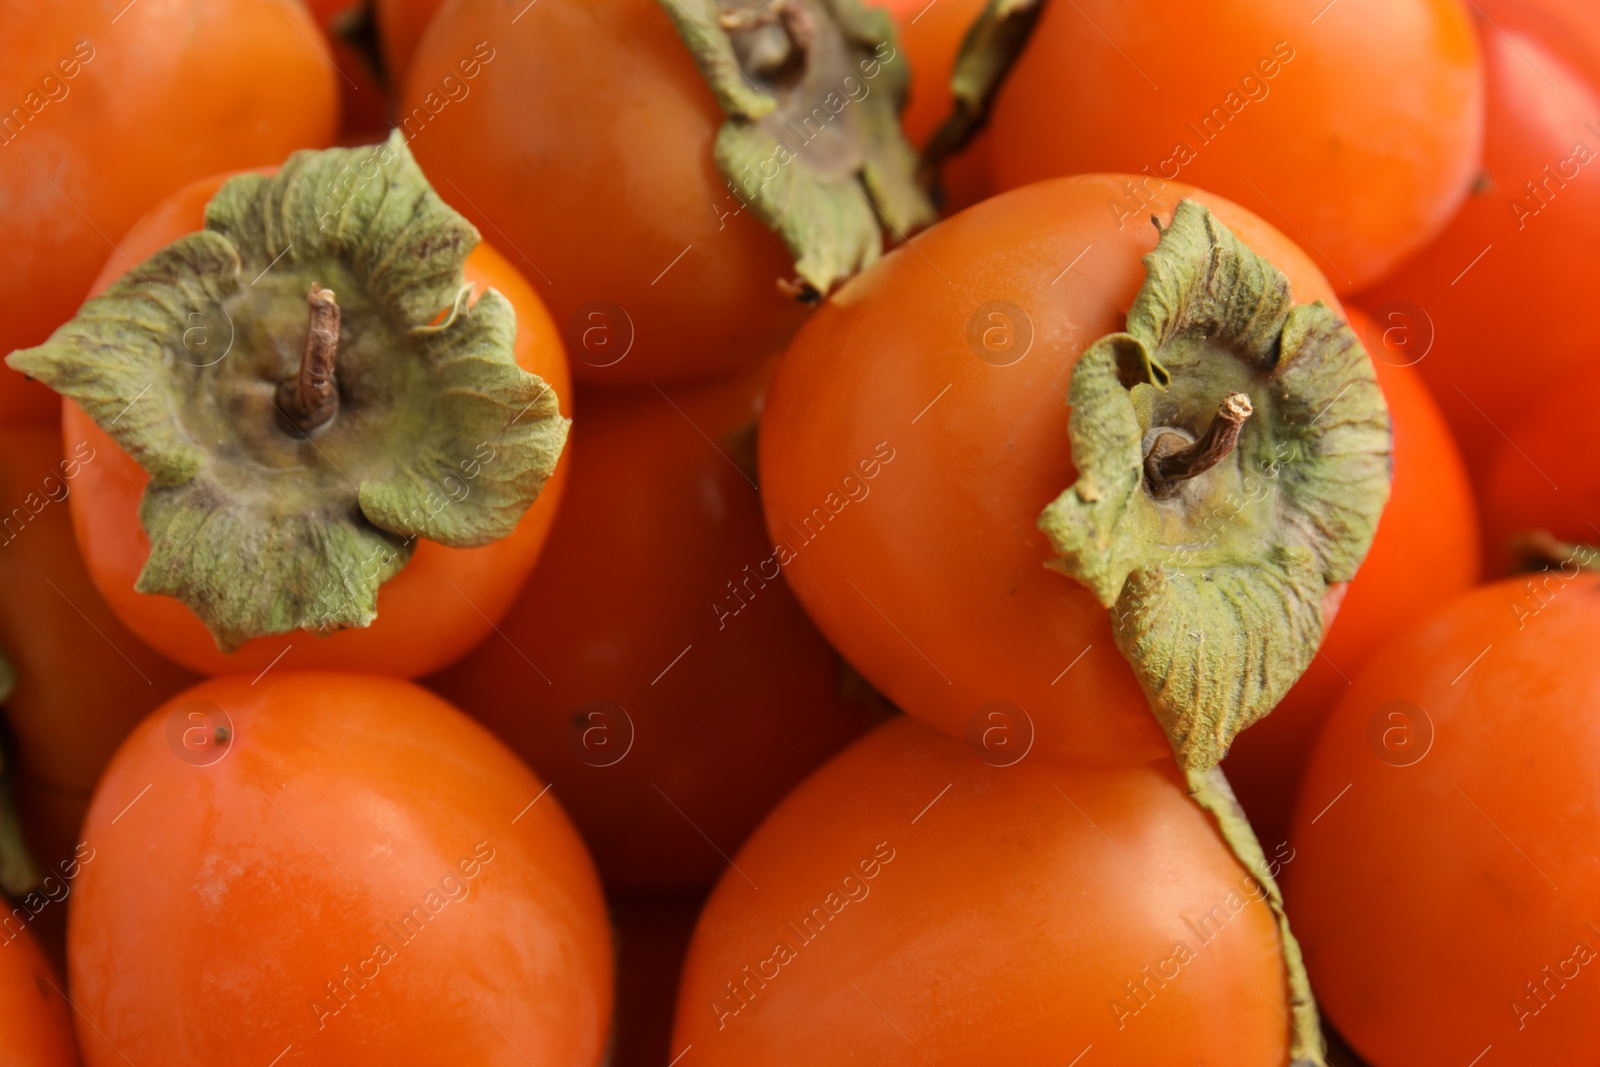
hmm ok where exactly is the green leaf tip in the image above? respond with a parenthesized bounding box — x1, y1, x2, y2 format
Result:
(1038, 199, 1392, 772)
(918, 0, 1044, 194)
(1187, 765, 1327, 1067)
(6, 131, 570, 652)
(658, 0, 936, 297)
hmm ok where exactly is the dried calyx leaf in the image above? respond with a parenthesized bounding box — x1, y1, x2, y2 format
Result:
(1038, 200, 1391, 771)
(7, 131, 570, 652)
(1187, 766, 1327, 1067)
(917, 0, 1044, 195)
(658, 0, 936, 298)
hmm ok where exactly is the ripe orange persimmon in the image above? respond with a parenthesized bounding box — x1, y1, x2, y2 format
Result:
(759, 175, 1391, 771)
(14, 137, 573, 678)
(69, 672, 612, 1067)
(0, 925, 77, 1067)
(0, 0, 338, 423)
(1286, 576, 1600, 1064)
(428, 364, 887, 891)
(985, 0, 1484, 292)
(1224, 306, 1481, 848)
(674, 716, 1299, 1064)
(400, 0, 934, 386)
(1360, 0, 1600, 476)
(0, 423, 198, 895)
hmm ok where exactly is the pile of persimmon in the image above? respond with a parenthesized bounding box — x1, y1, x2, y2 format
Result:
(1, 0, 1595, 1065)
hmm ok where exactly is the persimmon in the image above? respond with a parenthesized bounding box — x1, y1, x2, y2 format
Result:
(0, 423, 198, 899)
(0, 925, 77, 1067)
(9, 135, 573, 678)
(400, 0, 933, 386)
(974, 0, 1483, 293)
(428, 364, 887, 891)
(1286, 574, 1600, 1064)
(674, 715, 1317, 1064)
(69, 672, 612, 1067)
(759, 176, 1391, 772)
(1223, 306, 1480, 848)
(1360, 0, 1600, 475)
(0, 0, 338, 424)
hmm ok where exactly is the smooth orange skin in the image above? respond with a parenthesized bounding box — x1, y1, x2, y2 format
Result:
(987, 0, 1483, 293)
(1360, 0, 1600, 478)
(0, 0, 337, 424)
(400, 0, 807, 387)
(68, 673, 612, 1067)
(1224, 307, 1481, 848)
(62, 170, 572, 677)
(1285, 578, 1600, 1064)
(375, 0, 443, 91)
(759, 175, 1341, 768)
(1483, 380, 1600, 574)
(305, 0, 391, 136)
(0, 926, 77, 1067)
(673, 716, 1291, 1064)
(0, 425, 199, 898)
(428, 365, 887, 891)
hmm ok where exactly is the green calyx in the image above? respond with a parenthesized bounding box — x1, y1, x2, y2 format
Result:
(1187, 766, 1326, 1067)
(658, 0, 936, 298)
(918, 0, 1043, 194)
(1038, 200, 1391, 771)
(7, 131, 570, 651)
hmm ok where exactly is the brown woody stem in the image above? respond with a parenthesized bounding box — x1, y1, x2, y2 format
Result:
(277, 285, 341, 433)
(1144, 392, 1253, 498)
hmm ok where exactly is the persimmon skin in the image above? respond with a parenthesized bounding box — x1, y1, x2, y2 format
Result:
(0, 0, 338, 424)
(674, 716, 1292, 1064)
(987, 0, 1483, 293)
(428, 365, 886, 891)
(0, 424, 198, 903)
(1224, 307, 1480, 848)
(0, 925, 77, 1067)
(63, 171, 572, 678)
(758, 175, 1341, 768)
(1285, 578, 1600, 1065)
(1360, 0, 1600, 477)
(400, 0, 807, 387)
(68, 673, 612, 1067)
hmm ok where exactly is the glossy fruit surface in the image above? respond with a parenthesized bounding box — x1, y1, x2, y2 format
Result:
(1286, 577, 1600, 1064)
(758, 174, 1340, 768)
(1360, 0, 1600, 476)
(428, 364, 886, 891)
(1224, 306, 1480, 847)
(0, 0, 338, 423)
(69, 672, 612, 1067)
(400, 0, 807, 386)
(0, 925, 78, 1067)
(987, 0, 1483, 292)
(61, 171, 571, 678)
(0, 423, 198, 891)
(674, 715, 1293, 1064)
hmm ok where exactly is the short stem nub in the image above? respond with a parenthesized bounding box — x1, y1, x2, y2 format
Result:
(277, 284, 341, 433)
(1144, 392, 1253, 498)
